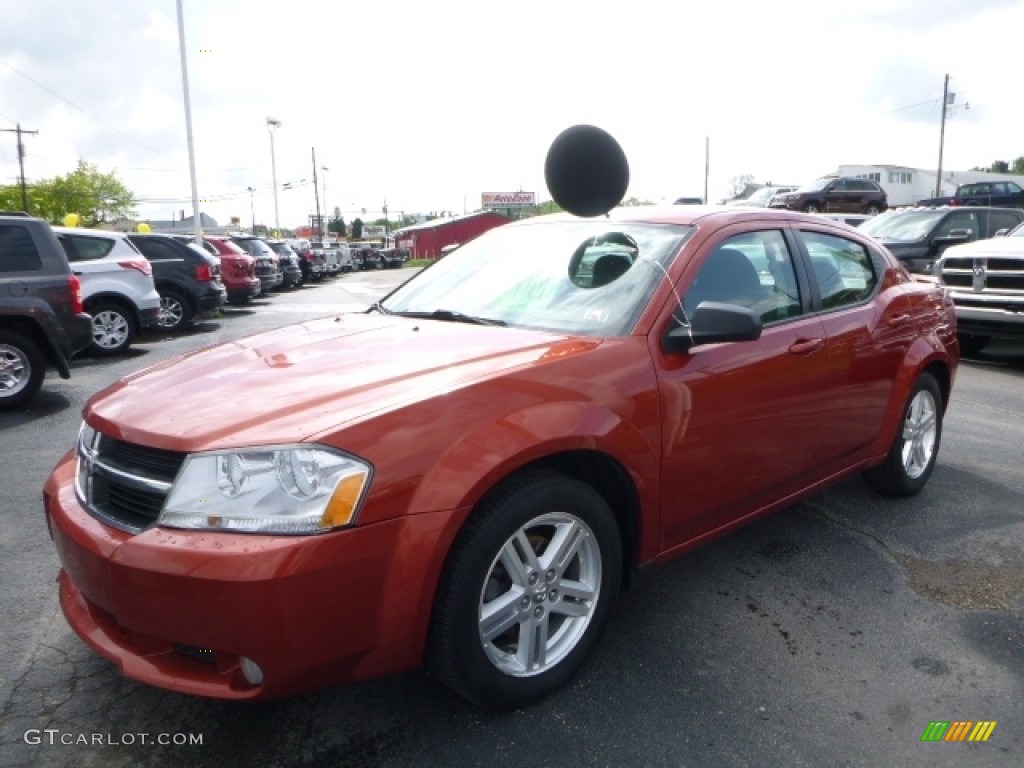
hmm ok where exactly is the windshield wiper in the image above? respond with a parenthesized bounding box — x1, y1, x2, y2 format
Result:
(392, 309, 506, 326)
(368, 301, 393, 315)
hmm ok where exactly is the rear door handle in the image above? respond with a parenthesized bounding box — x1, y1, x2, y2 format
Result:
(887, 314, 911, 327)
(788, 338, 825, 355)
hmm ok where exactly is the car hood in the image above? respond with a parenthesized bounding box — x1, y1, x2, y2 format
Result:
(85, 313, 595, 451)
(942, 237, 1024, 257)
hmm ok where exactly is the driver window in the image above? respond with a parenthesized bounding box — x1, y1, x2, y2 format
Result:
(935, 211, 979, 239)
(683, 231, 802, 325)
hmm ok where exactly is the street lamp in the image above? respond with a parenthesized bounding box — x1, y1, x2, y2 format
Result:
(246, 186, 255, 233)
(266, 117, 281, 233)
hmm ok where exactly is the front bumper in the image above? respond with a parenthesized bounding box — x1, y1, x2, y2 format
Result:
(44, 455, 455, 700)
(952, 299, 1024, 338)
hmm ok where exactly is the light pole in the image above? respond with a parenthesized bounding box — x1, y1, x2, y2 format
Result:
(246, 186, 255, 233)
(266, 117, 281, 233)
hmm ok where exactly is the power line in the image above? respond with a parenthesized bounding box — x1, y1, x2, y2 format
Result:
(0, 59, 173, 160)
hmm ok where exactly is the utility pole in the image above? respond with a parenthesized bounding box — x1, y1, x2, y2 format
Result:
(311, 148, 322, 240)
(1, 123, 39, 213)
(935, 73, 950, 198)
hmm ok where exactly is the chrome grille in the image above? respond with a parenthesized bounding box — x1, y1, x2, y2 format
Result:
(940, 256, 1024, 294)
(77, 430, 187, 534)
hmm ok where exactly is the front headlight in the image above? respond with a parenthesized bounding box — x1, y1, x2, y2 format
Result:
(159, 445, 371, 534)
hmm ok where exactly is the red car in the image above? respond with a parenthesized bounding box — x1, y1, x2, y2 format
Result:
(44, 206, 958, 709)
(202, 236, 260, 304)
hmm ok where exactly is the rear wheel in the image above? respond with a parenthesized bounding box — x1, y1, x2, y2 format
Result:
(89, 302, 136, 355)
(865, 203, 883, 215)
(863, 372, 942, 496)
(0, 329, 45, 409)
(157, 287, 193, 332)
(429, 471, 621, 710)
(957, 333, 990, 357)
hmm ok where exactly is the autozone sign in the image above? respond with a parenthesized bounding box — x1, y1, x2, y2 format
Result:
(482, 192, 536, 208)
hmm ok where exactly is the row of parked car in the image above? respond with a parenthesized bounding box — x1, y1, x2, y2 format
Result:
(0, 214, 383, 409)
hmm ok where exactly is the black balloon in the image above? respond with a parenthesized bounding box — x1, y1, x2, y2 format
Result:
(544, 125, 629, 217)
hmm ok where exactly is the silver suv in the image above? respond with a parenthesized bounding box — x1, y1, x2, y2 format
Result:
(53, 227, 161, 355)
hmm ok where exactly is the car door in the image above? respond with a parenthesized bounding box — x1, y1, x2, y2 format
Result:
(794, 228, 914, 461)
(655, 227, 830, 548)
(824, 179, 849, 212)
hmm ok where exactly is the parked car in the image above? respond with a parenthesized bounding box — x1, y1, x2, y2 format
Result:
(917, 179, 1024, 208)
(229, 236, 284, 293)
(266, 240, 304, 288)
(814, 213, 872, 228)
(769, 177, 888, 215)
(935, 218, 1024, 354)
(46, 206, 958, 710)
(350, 241, 385, 269)
(376, 247, 408, 268)
(52, 227, 161, 356)
(726, 186, 797, 207)
(126, 233, 226, 332)
(289, 239, 325, 281)
(199, 236, 261, 304)
(1, 214, 92, 408)
(672, 196, 704, 205)
(859, 206, 1024, 275)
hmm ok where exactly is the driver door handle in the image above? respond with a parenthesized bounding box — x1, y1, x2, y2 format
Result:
(788, 337, 825, 355)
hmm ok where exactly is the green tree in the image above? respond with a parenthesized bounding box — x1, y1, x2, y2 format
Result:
(537, 199, 563, 215)
(328, 217, 347, 237)
(351, 217, 364, 239)
(990, 160, 1010, 173)
(621, 196, 655, 207)
(28, 161, 136, 226)
(0, 185, 25, 211)
(1013, 156, 1024, 174)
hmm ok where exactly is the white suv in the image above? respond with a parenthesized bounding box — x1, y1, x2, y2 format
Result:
(53, 227, 162, 355)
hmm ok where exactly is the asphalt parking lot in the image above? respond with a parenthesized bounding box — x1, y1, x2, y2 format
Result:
(1, 269, 1021, 768)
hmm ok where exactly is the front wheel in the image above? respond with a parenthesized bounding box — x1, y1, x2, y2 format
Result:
(863, 372, 943, 496)
(802, 202, 821, 214)
(865, 204, 883, 215)
(429, 471, 622, 710)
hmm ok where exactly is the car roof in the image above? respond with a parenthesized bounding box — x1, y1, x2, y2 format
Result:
(51, 226, 128, 238)
(516, 205, 864, 230)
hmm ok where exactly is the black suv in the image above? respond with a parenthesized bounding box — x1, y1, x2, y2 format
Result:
(127, 234, 226, 331)
(859, 206, 1024, 274)
(1, 214, 93, 408)
(918, 180, 1024, 208)
(769, 177, 888, 215)
(229, 236, 284, 294)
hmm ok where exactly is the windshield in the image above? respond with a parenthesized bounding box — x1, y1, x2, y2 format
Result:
(795, 178, 831, 193)
(746, 188, 779, 203)
(380, 220, 692, 336)
(859, 210, 945, 241)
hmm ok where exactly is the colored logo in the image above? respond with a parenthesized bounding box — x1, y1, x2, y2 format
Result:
(920, 721, 997, 742)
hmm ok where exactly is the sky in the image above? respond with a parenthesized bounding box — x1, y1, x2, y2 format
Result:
(2, 0, 1023, 230)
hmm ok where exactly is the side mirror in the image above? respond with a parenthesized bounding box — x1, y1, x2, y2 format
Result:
(662, 302, 763, 354)
(993, 228, 1009, 237)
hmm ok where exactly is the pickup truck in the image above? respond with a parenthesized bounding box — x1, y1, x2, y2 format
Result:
(1, 213, 93, 408)
(935, 218, 1024, 355)
(917, 180, 1024, 208)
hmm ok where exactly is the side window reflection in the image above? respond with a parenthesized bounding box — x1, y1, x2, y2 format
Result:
(683, 230, 802, 325)
(801, 231, 877, 310)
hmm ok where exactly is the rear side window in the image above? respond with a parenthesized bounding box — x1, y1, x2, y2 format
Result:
(801, 232, 877, 310)
(63, 234, 114, 261)
(0, 224, 43, 272)
(131, 238, 177, 261)
(988, 210, 1023, 235)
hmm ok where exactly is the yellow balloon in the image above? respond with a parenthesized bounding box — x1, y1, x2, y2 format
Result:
(135, 222, 152, 233)
(63, 213, 81, 227)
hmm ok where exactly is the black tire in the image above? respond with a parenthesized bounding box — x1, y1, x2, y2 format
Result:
(157, 287, 193, 332)
(0, 329, 46, 409)
(957, 333, 990, 357)
(863, 372, 943, 496)
(865, 204, 883, 216)
(88, 302, 136, 356)
(802, 202, 821, 214)
(428, 470, 622, 710)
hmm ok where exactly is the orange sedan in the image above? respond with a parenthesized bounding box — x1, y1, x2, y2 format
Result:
(45, 206, 958, 709)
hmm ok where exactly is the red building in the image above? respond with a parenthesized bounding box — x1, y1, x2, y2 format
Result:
(392, 211, 510, 259)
